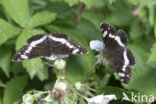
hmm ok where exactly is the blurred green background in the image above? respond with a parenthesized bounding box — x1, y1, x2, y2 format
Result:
(0, 0, 156, 104)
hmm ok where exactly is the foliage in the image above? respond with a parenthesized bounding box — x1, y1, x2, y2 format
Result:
(0, 0, 156, 104)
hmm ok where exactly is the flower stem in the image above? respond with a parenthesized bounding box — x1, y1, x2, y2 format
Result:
(75, 4, 86, 27)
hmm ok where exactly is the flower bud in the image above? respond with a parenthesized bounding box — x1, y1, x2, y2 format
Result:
(54, 59, 66, 70)
(22, 93, 34, 104)
(75, 82, 82, 90)
(54, 80, 67, 91)
(52, 78, 67, 100)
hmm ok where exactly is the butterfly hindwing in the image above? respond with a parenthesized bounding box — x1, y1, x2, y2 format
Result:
(111, 48, 134, 84)
(116, 30, 128, 46)
(111, 55, 131, 84)
(126, 49, 135, 66)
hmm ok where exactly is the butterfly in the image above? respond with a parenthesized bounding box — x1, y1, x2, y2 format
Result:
(12, 32, 88, 62)
(100, 22, 135, 84)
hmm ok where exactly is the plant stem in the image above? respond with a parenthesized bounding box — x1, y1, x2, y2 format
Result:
(75, 4, 86, 27)
(63, 58, 68, 74)
(83, 62, 99, 83)
(63, 66, 66, 74)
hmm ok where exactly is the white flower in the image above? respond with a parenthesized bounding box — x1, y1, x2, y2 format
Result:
(90, 40, 105, 52)
(43, 94, 53, 102)
(54, 59, 66, 70)
(75, 82, 82, 90)
(22, 94, 34, 104)
(54, 79, 67, 91)
(85, 94, 116, 104)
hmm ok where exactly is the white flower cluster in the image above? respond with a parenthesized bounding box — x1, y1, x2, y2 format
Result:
(22, 80, 117, 104)
(44, 77, 69, 104)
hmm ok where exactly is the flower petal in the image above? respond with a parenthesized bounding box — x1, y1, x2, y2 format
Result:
(90, 40, 105, 52)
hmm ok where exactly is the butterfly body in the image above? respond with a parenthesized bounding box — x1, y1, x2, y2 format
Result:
(100, 23, 135, 84)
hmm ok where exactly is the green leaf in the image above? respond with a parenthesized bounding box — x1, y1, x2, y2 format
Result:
(147, 43, 156, 63)
(0, 18, 19, 45)
(16, 29, 45, 50)
(82, 12, 105, 31)
(125, 43, 156, 95)
(128, 42, 149, 69)
(80, 0, 96, 8)
(45, 25, 95, 82)
(155, 23, 156, 38)
(103, 0, 134, 26)
(0, 79, 6, 87)
(36, 67, 48, 81)
(128, 0, 156, 6)
(64, 0, 79, 7)
(130, 21, 142, 39)
(2, 0, 30, 27)
(77, 17, 101, 40)
(105, 10, 133, 26)
(0, 98, 1, 104)
(125, 68, 156, 95)
(28, 11, 57, 28)
(108, 0, 116, 4)
(148, 4, 155, 26)
(15, 29, 48, 80)
(97, 86, 130, 99)
(3, 76, 27, 104)
(23, 58, 47, 80)
(79, 12, 104, 41)
(46, 1, 70, 14)
(0, 45, 11, 77)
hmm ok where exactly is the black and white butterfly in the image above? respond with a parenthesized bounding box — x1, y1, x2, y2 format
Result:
(12, 32, 88, 62)
(100, 22, 135, 84)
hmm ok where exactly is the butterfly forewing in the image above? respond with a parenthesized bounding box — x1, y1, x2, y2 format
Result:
(27, 34, 45, 44)
(100, 23, 124, 52)
(50, 32, 70, 40)
(100, 22, 116, 36)
(27, 33, 69, 44)
(12, 45, 46, 62)
(49, 40, 88, 55)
